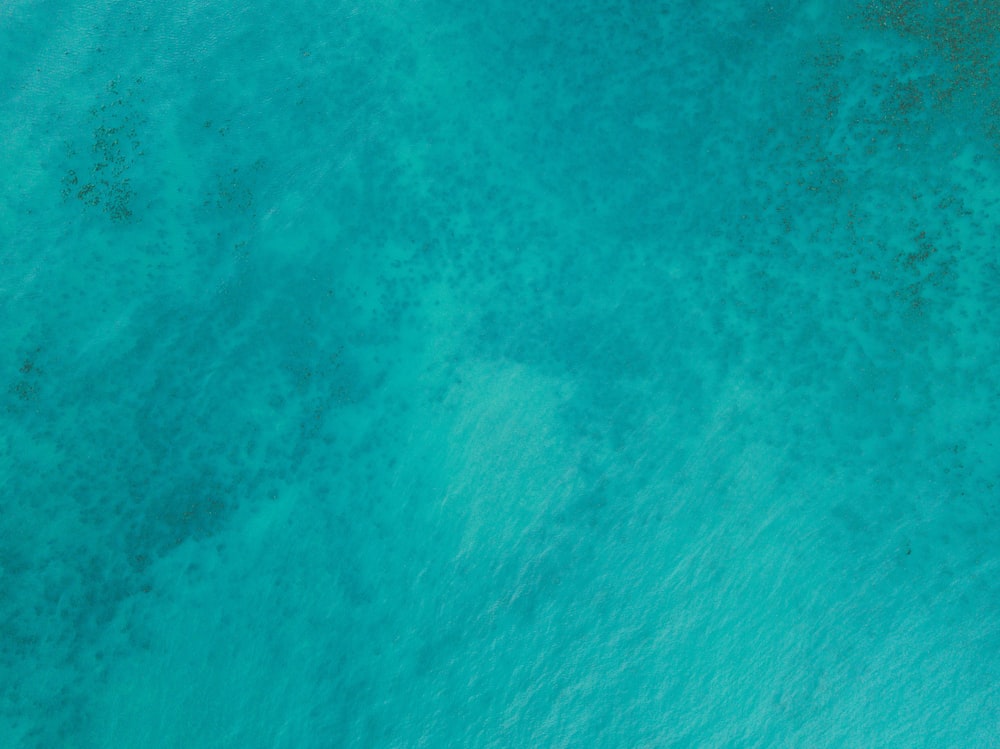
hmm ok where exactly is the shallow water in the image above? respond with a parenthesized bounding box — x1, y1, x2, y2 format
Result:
(1, 1, 998, 746)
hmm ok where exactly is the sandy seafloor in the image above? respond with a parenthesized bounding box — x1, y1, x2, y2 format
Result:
(1, 0, 999, 746)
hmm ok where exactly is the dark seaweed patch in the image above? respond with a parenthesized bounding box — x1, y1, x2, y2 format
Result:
(61, 76, 146, 222)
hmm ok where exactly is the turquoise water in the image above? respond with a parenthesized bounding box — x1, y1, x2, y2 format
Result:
(2, 0, 999, 745)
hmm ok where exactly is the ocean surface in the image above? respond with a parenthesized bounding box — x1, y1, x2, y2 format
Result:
(2, 0, 999, 746)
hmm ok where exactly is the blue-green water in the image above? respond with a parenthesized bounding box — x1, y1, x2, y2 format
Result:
(2, 1, 999, 746)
